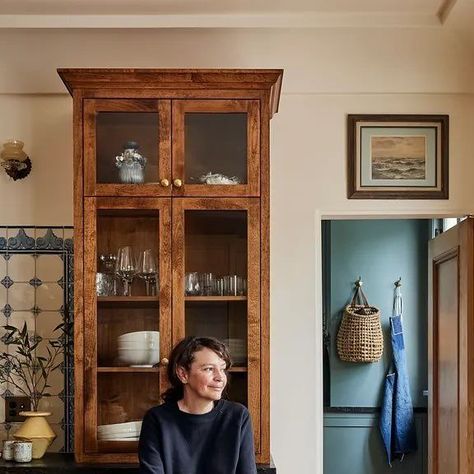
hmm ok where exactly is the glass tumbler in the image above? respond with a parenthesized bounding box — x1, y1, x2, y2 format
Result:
(185, 272, 200, 296)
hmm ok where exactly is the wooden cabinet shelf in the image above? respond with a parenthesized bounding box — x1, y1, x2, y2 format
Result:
(97, 367, 160, 373)
(60, 68, 282, 465)
(228, 366, 248, 373)
(97, 296, 160, 308)
(185, 296, 247, 302)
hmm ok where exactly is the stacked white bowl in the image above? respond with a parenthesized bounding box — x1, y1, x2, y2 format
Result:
(98, 420, 142, 441)
(118, 331, 160, 367)
(223, 338, 247, 365)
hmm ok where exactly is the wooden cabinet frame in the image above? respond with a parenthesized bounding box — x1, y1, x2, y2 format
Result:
(172, 100, 260, 197)
(58, 68, 283, 465)
(83, 197, 172, 459)
(83, 99, 172, 197)
(172, 198, 261, 453)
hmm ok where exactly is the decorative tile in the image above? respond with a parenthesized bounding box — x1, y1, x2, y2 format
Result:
(0, 285, 7, 307)
(0, 392, 4, 423)
(29, 277, 42, 288)
(36, 254, 64, 282)
(38, 396, 64, 423)
(0, 255, 6, 280)
(0, 423, 8, 442)
(7, 228, 35, 250)
(48, 423, 65, 453)
(1, 303, 12, 318)
(1, 276, 13, 289)
(7, 373, 29, 397)
(7, 311, 35, 333)
(36, 229, 63, 251)
(8, 283, 34, 310)
(0, 226, 74, 445)
(1, 388, 13, 399)
(7, 254, 35, 282)
(64, 228, 74, 252)
(0, 323, 7, 353)
(35, 311, 63, 340)
(66, 423, 74, 453)
(36, 283, 64, 311)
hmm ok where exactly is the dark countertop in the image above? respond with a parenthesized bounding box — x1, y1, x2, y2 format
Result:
(0, 453, 276, 473)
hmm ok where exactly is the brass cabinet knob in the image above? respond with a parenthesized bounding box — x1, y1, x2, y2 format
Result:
(173, 179, 182, 188)
(160, 358, 169, 366)
(160, 178, 170, 187)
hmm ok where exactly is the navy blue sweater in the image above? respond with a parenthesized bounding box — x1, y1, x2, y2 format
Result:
(138, 399, 257, 474)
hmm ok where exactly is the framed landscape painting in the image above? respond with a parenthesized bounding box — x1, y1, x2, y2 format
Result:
(347, 114, 449, 199)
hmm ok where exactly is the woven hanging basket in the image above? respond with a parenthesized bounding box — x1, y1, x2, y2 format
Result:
(336, 285, 383, 363)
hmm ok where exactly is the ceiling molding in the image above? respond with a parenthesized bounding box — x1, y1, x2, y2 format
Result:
(0, 12, 443, 29)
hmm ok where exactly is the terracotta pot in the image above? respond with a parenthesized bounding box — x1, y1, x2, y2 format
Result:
(13, 411, 56, 459)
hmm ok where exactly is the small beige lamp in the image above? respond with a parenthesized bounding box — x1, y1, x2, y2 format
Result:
(1, 139, 32, 180)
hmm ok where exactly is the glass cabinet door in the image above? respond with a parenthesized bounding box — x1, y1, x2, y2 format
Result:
(172, 100, 260, 197)
(83, 99, 171, 197)
(172, 198, 261, 451)
(83, 197, 171, 453)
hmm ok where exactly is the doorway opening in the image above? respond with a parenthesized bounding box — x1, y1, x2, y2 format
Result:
(321, 216, 462, 474)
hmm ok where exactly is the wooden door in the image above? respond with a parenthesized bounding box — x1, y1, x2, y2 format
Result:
(428, 218, 474, 474)
(172, 100, 260, 197)
(82, 197, 171, 460)
(83, 99, 171, 197)
(171, 197, 262, 454)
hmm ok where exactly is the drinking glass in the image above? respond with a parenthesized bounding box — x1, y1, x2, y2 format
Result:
(116, 246, 137, 296)
(138, 249, 158, 296)
(185, 272, 200, 296)
(199, 272, 214, 296)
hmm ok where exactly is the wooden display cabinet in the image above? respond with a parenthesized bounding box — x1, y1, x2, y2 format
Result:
(58, 69, 283, 464)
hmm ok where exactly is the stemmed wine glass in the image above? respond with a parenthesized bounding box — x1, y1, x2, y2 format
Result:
(138, 249, 158, 296)
(116, 246, 137, 296)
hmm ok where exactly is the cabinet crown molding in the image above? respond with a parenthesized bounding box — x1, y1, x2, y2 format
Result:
(57, 68, 283, 117)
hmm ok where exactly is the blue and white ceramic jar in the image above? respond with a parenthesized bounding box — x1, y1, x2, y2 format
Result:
(115, 141, 147, 184)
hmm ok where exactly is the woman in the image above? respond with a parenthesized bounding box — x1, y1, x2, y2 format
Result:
(139, 336, 257, 474)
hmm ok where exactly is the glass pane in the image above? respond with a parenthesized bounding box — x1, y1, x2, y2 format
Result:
(184, 210, 248, 369)
(97, 373, 159, 450)
(185, 113, 247, 185)
(96, 112, 159, 184)
(96, 209, 160, 367)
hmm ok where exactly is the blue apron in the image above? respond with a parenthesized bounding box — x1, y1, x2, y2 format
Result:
(379, 286, 417, 465)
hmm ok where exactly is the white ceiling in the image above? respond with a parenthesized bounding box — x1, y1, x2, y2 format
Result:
(0, 0, 472, 39)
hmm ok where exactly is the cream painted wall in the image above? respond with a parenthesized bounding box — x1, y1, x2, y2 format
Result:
(0, 27, 473, 474)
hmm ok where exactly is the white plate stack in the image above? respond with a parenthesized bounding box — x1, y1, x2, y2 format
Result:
(118, 331, 160, 367)
(98, 420, 142, 442)
(223, 338, 247, 365)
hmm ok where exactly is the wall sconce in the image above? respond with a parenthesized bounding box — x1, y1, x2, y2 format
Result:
(1, 139, 32, 181)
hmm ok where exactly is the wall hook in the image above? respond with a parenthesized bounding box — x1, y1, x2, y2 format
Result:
(395, 277, 402, 287)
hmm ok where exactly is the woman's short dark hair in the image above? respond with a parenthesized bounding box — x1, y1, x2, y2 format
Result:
(162, 336, 232, 403)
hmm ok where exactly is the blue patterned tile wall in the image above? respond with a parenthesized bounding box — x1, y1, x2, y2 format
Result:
(0, 226, 74, 453)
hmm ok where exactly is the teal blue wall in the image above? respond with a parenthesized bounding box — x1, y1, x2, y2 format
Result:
(326, 219, 430, 408)
(324, 413, 427, 474)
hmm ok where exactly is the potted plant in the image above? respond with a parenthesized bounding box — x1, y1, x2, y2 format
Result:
(0, 321, 70, 458)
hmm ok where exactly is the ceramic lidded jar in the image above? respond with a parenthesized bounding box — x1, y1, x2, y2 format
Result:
(115, 141, 147, 184)
(13, 411, 56, 459)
